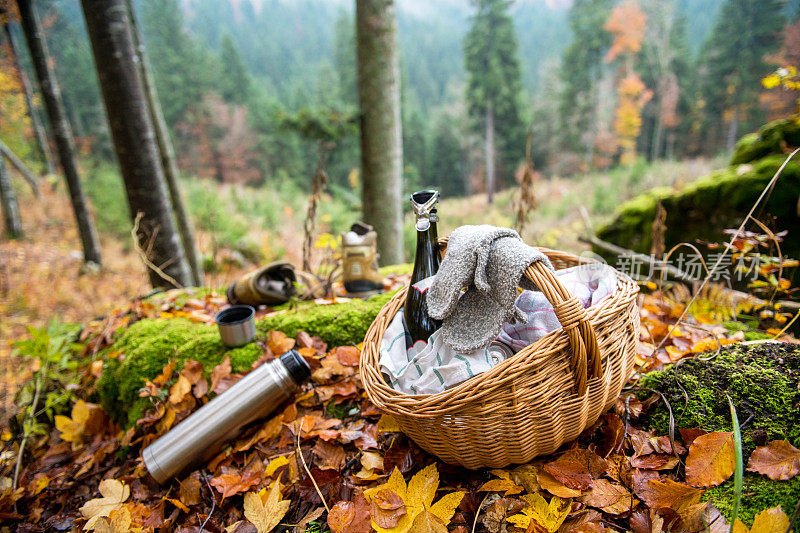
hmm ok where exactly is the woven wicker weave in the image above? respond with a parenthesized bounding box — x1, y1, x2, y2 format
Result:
(360, 239, 639, 469)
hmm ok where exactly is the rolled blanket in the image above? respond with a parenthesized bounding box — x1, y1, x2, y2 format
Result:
(427, 225, 553, 352)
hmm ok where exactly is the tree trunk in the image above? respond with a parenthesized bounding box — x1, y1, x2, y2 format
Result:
(80, 0, 191, 288)
(125, 0, 204, 286)
(650, 115, 664, 161)
(0, 138, 39, 196)
(0, 156, 22, 239)
(2, 20, 55, 177)
(17, 0, 102, 264)
(725, 104, 740, 154)
(485, 102, 495, 205)
(355, 0, 403, 265)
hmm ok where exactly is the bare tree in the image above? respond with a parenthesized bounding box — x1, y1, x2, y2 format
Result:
(356, 0, 404, 265)
(1, 16, 54, 176)
(17, 0, 102, 264)
(81, 0, 192, 288)
(0, 155, 22, 239)
(125, 0, 204, 286)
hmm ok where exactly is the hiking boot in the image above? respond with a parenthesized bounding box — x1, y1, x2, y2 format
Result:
(342, 222, 384, 297)
(227, 261, 296, 306)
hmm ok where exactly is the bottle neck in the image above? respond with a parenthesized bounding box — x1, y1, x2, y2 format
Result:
(411, 217, 439, 283)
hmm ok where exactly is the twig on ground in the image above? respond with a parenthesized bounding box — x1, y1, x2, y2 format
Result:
(471, 493, 490, 533)
(131, 212, 183, 289)
(199, 471, 216, 533)
(293, 420, 330, 513)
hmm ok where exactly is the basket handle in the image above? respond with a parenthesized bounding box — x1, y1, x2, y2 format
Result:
(437, 237, 602, 396)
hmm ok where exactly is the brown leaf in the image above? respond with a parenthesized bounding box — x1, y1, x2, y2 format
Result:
(180, 360, 203, 385)
(537, 467, 582, 498)
(192, 378, 209, 399)
(542, 449, 605, 490)
(210, 356, 232, 393)
(328, 493, 371, 533)
(313, 440, 346, 471)
(685, 432, 735, 487)
(579, 479, 638, 515)
(210, 469, 262, 500)
(268, 330, 295, 356)
(370, 488, 407, 528)
(678, 428, 708, 448)
(561, 510, 603, 533)
(153, 360, 176, 387)
(746, 440, 800, 480)
(335, 346, 361, 366)
(313, 353, 353, 382)
(482, 498, 525, 533)
(179, 474, 201, 507)
(637, 479, 704, 510)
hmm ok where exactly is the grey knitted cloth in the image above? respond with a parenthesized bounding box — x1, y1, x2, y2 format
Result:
(427, 225, 553, 352)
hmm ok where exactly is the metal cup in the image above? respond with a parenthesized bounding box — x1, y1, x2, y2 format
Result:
(215, 305, 256, 347)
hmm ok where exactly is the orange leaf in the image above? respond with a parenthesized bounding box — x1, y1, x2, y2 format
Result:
(210, 469, 262, 500)
(746, 440, 800, 481)
(268, 330, 295, 356)
(335, 345, 361, 366)
(210, 356, 232, 393)
(685, 432, 735, 487)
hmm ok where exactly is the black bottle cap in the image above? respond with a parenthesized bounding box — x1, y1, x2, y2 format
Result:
(279, 349, 311, 385)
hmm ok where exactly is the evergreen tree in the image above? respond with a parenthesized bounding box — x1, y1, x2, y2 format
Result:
(558, 0, 613, 158)
(697, 0, 785, 153)
(429, 114, 467, 198)
(333, 9, 357, 106)
(219, 33, 250, 105)
(140, 0, 216, 129)
(463, 0, 525, 203)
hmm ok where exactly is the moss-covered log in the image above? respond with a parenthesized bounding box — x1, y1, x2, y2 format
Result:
(98, 290, 395, 425)
(639, 342, 800, 522)
(595, 118, 800, 262)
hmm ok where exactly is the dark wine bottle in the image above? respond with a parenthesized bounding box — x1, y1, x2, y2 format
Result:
(404, 189, 442, 347)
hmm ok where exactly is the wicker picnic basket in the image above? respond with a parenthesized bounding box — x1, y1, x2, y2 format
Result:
(360, 238, 640, 469)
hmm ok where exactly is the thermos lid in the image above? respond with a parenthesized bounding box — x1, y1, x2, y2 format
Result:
(280, 349, 311, 385)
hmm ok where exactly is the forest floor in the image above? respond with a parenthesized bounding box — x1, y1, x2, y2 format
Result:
(2, 155, 800, 530)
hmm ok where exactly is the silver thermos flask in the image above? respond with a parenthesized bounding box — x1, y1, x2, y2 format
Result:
(142, 349, 310, 483)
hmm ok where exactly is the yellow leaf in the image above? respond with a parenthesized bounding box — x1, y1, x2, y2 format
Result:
(750, 506, 790, 533)
(364, 466, 462, 533)
(169, 375, 192, 404)
(80, 479, 130, 530)
(56, 400, 94, 446)
(265, 455, 290, 478)
(409, 510, 448, 533)
(506, 494, 570, 533)
(93, 506, 132, 533)
(477, 478, 523, 496)
(428, 491, 464, 522)
(243, 481, 291, 533)
(377, 414, 402, 432)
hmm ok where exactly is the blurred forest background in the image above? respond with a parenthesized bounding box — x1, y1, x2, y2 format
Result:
(1, 0, 799, 337)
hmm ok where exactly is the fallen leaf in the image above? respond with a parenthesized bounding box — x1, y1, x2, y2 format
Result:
(483, 498, 525, 533)
(93, 506, 132, 533)
(543, 449, 606, 490)
(685, 432, 735, 487)
(537, 467, 582, 498)
(732, 506, 789, 533)
(243, 481, 291, 533)
(578, 479, 638, 515)
(268, 330, 295, 356)
(169, 375, 192, 404)
(211, 469, 262, 500)
(477, 477, 523, 497)
(377, 414, 402, 433)
(506, 493, 570, 533)
(746, 440, 800, 481)
(211, 356, 232, 393)
(80, 479, 130, 530)
(329, 493, 371, 533)
(55, 400, 106, 448)
(179, 474, 201, 507)
(313, 440, 346, 471)
(371, 489, 407, 528)
(335, 345, 361, 366)
(180, 360, 204, 384)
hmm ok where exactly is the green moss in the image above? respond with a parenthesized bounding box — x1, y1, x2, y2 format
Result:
(704, 476, 800, 525)
(731, 118, 800, 165)
(256, 290, 395, 347)
(595, 152, 800, 262)
(639, 343, 800, 521)
(98, 290, 398, 425)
